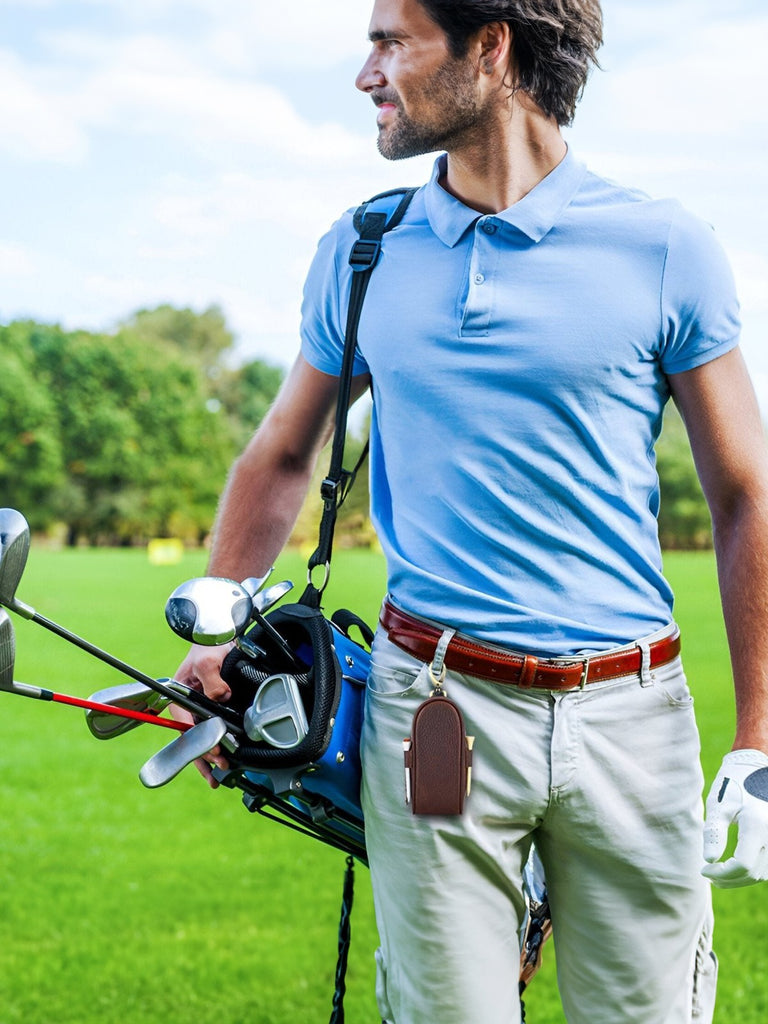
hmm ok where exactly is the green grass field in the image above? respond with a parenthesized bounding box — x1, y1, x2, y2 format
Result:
(0, 546, 765, 1023)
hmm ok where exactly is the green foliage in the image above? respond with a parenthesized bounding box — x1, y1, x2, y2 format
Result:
(211, 357, 286, 450)
(656, 402, 714, 550)
(0, 325, 65, 526)
(119, 303, 234, 378)
(0, 309, 284, 545)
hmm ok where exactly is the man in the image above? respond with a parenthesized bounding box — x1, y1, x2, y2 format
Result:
(175, 1, 768, 1021)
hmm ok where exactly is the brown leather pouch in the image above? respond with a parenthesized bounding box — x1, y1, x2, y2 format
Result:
(403, 689, 474, 816)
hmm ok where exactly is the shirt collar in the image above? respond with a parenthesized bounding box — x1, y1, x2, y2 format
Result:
(424, 146, 588, 247)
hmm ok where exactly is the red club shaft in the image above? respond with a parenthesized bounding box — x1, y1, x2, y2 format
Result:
(53, 692, 190, 731)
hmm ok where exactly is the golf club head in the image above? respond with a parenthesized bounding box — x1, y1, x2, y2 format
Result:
(139, 716, 227, 788)
(253, 580, 294, 615)
(244, 673, 309, 749)
(0, 608, 15, 690)
(165, 577, 253, 645)
(86, 682, 172, 740)
(241, 570, 274, 598)
(0, 509, 31, 607)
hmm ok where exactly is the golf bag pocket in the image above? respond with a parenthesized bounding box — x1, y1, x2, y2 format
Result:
(404, 693, 474, 815)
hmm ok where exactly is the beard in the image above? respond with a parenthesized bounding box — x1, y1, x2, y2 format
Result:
(375, 59, 490, 161)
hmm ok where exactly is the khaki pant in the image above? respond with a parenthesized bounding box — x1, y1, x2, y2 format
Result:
(360, 625, 717, 1024)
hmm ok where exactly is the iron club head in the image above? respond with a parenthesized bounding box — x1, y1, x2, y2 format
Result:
(0, 609, 16, 690)
(0, 509, 31, 608)
(253, 580, 294, 615)
(165, 577, 254, 645)
(86, 682, 172, 740)
(139, 716, 227, 788)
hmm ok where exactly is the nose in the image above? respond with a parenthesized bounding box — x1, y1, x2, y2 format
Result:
(356, 48, 386, 93)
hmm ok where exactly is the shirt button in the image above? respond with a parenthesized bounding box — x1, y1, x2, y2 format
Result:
(482, 222, 498, 235)
(474, 273, 485, 285)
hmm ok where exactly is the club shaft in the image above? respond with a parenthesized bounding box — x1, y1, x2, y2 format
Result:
(7, 598, 243, 732)
(1, 683, 189, 730)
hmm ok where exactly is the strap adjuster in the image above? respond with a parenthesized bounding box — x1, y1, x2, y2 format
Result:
(320, 477, 339, 505)
(349, 239, 382, 271)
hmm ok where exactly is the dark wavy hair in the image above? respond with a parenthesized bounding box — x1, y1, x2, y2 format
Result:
(416, 0, 603, 126)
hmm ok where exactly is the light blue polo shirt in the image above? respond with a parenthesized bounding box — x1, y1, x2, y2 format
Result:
(300, 149, 740, 656)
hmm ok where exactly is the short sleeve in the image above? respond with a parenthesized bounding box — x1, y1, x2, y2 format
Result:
(299, 213, 370, 378)
(660, 206, 741, 375)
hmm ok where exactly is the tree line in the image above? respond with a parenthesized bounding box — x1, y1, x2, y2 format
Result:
(1, 305, 714, 549)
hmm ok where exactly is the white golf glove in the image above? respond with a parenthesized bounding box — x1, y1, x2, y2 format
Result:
(702, 749, 768, 888)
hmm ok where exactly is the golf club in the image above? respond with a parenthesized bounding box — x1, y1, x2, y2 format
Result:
(0, 508, 31, 607)
(165, 575, 302, 669)
(2, 605, 186, 730)
(165, 576, 261, 645)
(85, 682, 174, 739)
(0, 609, 16, 689)
(243, 672, 309, 748)
(0, 509, 243, 733)
(253, 579, 294, 614)
(139, 715, 228, 788)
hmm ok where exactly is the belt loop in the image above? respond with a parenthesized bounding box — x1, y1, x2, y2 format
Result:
(579, 657, 590, 689)
(637, 639, 653, 687)
(429, 628, 456, 688)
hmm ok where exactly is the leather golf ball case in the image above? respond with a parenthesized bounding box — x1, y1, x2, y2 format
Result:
(403, 687, 474, 816)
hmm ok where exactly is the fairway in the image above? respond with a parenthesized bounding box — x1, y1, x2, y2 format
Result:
(0, 546, 765, 1023)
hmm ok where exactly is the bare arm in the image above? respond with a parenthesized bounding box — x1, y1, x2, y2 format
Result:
(670, 347, 768, 754)
(172, 354, 370, 782)
(206, 355, 369, 579)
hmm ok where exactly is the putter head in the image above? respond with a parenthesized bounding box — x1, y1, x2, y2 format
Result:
(165, 577, 253, 645)
(0, 509, 31, 607)
(86, 682, 171, 740)
(244, 673, 309, 749)
(139, 716, 227, 788)
(0, 609, 15, 690)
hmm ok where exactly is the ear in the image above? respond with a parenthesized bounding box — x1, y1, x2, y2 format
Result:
(474, 21, 512, 77)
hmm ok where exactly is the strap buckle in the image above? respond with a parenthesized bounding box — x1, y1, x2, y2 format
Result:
(349, 238, 382, 272)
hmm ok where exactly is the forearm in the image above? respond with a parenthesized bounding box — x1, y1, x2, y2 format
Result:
(206, 440, 319, 581)
(712, 492, 768, 754)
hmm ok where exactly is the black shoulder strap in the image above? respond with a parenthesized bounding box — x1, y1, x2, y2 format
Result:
(302, 186, 418, 607)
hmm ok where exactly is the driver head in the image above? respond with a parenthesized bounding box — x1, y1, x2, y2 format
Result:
(165, 577, 253, 645)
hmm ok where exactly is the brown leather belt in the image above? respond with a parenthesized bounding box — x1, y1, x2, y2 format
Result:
(380, 601, 681, 691)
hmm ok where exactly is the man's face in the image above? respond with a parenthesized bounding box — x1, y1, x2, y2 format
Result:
(356, 0, 489, 160)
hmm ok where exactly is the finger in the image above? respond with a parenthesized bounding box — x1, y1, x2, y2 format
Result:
(189, 644, 234, 702)
(193, 754, 221, 789)
(169, 702, 196, 726)
(702, 857, 754, 888)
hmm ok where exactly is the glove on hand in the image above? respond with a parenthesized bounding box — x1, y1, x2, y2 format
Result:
(702, 749, 768, 888)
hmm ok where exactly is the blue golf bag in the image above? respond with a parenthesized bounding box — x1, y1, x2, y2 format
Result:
(214, 601, 370, 863)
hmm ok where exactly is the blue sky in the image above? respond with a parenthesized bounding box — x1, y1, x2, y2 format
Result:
(2, 0, 767, 404)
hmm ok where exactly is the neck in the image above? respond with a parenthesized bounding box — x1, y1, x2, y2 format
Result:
(441, 100, 567, 214)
